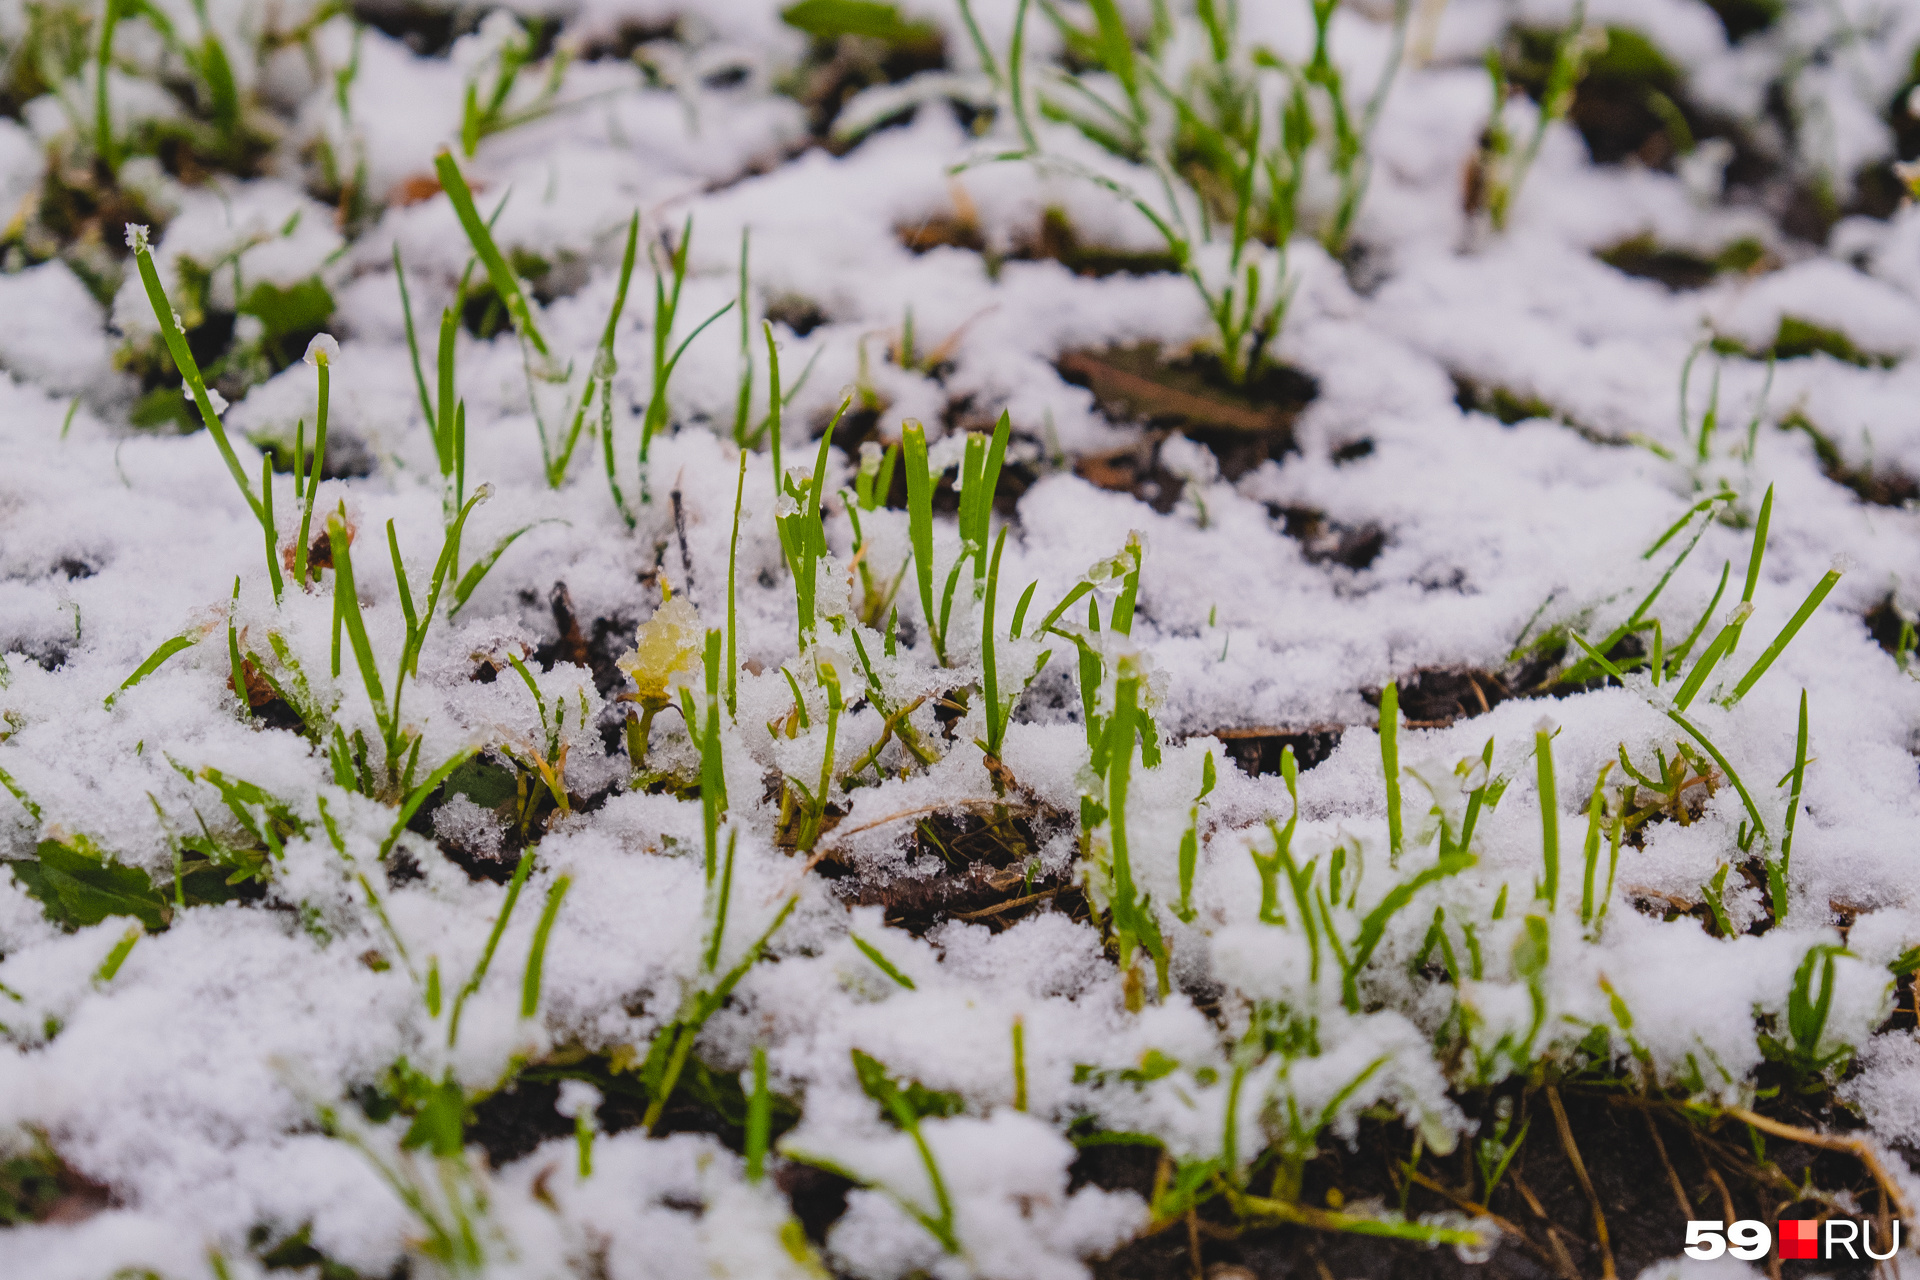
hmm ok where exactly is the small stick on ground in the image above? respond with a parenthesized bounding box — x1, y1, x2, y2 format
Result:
(1725, 1107, 1917, 1224)
(1400, 1166, 1551, 1270)
(1547, 1086, 1616, 1280)
(1688, 1129, 1739, 1226)
(1641, 1107, 1694, 1221)
(1512, 1173, 1582, 1280)
(953, 886, 1062, 921)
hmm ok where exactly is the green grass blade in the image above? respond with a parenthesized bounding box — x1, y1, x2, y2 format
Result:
(452, 524, 537, 615)
(1726, 569, 1842, 705)
(746, 1046, 771, 1182)
(521, 874, 571, 1017)
(1379, 682, 1402, 861)
(129, 232, 262, 522)
(434, 150, 548, 356)
(449, 845, 535, 1045)
(852, 934, 916, 989)
(1536, 722, 1558, 909)
(394, 244, 436, 434)
(108, 634, 197, 708)
(328, 509, 390, 740)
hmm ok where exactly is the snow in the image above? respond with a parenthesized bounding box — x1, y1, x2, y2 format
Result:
(2, 0, 1919, 1276)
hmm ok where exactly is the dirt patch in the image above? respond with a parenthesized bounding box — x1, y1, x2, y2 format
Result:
(532, 583, 635, 699)
(1015, 209, 1185, 278)
(1365, 668, 1516, 728)
(466, 1076, 575, 1168)
(0, 1135, 111, 1226)
(1085, 1084, 1887, 1280)
(780, 1161, 860, 1245)
(823, 808, 1082, 935)
(786, 21, 946, 142)
(1782, 412, 1920, 508)
(1597, 234, 1771, 292)
(1062, 344, 1318, 483)
(1206, 726, 1346, 779)
(350, 0, 487, 57)
(1865, 595, 1915, 661)
(1270, 505, 1387, 571)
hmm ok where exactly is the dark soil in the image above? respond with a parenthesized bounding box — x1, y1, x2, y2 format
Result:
(1865, 595, 1915, 660)
(1083, 1087, 1887, 1280)
(1596, 234, 1771, 292)
(780, 1161, 861, 1245)
(765, 294, 829, 337)
(471, 1049, 803, 1170)
(1208, 727, 1346, 779)
(532, 582, 634, 699)
(0, 1137, 111, 1226)
(823, 807, 1081, 935)
(1015, 208, 1185, 278)
(791, 30, 946, 142)
(1270, 505, 1387, 571)
(1452, 377, 1575, 432)
(1062, 345, 1318, 484)
(1365, 669, 1517, 728)
(466, 1076, 574, 1168)
(350, 0, 487, 57)
(1704, 0, 1782, 43)
(1782, 413, 1920, 509)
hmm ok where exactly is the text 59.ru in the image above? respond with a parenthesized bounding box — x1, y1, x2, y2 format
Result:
(1684, 1219, 1901, 1261)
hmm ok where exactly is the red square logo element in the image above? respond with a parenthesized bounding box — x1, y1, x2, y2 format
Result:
(1779, 1219, 1819, 1260)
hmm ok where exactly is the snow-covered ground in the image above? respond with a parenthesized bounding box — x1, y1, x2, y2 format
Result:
(2, 0, 1920, 1276)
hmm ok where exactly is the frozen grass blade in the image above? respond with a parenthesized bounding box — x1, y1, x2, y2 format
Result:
(1771, 690, 1808, 922)
(1104, 657, 1169, 1002)
(227, 577, 248, 722)
(259, 456, 283, 603)
(92, 922, 142, 986)
(1012, 1017, 1027, 1111)
(1729, 485, 1773, 652)
(1535, 721, 1558, 910)
(1725, 568, 1842, 706)
(327, 506, 391, 751)
(704, 829, 738, 972)
(902, 421, 940, 662)
(521, 874, 571, 1017)
(1572, 632, 1770, 842)
(380, 746, 479, 859)
(732, 228, 753, 447)
(1379, 681, 1402, 863)
(640, 297, 734, 466)
(774, 413, 844, 649)
(1561, 497, 1719, 685)
(746, 1046, 771, 1183)
(434, 150, 547, 357)
(105, 633, 197, 709)
(128, 227, 261, 523)
(394, 244, 434, 433)
(1175, 751, 1217, 923)
(549, 212, 639, 488)
(643, 893, 800, 1132)
(980, 527, 1009, 761)
(294, 339, 333, 587)
(726, 450, 746, 717)
(852, 934, 915, 989)
(448, 847, 535, 1047)
(1579, 764, 1613, 928)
